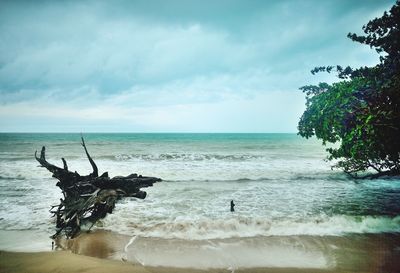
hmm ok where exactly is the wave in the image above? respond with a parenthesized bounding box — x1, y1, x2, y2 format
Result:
(97, 153, 265, 162)
(0, 156, 33, 161)
(101, 215, 400, 240)
(0, 175, 26, 180)
(160, 173, 349, 182)
(162, 177, 273, 183)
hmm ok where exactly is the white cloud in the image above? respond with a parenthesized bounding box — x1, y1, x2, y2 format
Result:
(0, 89, 305, 132)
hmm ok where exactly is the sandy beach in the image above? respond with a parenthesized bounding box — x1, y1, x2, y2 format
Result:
(1, 0, 400, 270)
(1, 230, 400, 273)
(0, 251, 373, 273)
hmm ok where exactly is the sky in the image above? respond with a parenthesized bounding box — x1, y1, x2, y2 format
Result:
(0, 0, 395, 132)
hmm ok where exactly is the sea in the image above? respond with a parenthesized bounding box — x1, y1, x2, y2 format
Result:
(1, 133, 400, 270)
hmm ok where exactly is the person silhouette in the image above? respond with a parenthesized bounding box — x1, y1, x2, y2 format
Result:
(230, 200, 235, 212)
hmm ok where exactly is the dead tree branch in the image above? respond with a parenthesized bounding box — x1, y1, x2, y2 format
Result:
(35, 138, 161, 238)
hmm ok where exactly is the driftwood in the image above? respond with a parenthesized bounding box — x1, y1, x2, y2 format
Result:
(35, 137, 161, 238)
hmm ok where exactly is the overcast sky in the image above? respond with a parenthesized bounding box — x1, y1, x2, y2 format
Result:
(0, 0, 395, 132)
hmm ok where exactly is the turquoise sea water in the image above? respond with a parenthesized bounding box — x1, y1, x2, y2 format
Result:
(0, 133, 399, 239)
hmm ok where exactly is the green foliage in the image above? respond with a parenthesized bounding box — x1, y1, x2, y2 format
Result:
(298, 1, 400, 178)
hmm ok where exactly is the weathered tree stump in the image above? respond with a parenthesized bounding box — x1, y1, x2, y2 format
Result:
(35, 137, 161, 238)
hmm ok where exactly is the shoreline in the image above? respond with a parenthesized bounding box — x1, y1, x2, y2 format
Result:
(1, 230, 400, 272)
(0, 251, 366, 273)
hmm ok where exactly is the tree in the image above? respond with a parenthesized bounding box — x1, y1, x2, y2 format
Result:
(298, 1, 400, 178)
(36, 137, 161, 238)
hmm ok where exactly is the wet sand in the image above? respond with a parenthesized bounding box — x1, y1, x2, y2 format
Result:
(0, 251, 367, 273)
(1, 230, 400, 273)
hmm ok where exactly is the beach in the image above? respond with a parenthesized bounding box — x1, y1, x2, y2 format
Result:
(0, 251, 378, 273)
(1, 133, 400, 272)
(1, 229, 400, 273)
(1, 0, 399, 270)
(0, 252, 347, 273)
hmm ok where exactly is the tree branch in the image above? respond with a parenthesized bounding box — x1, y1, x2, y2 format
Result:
(81, 135, 98, 177)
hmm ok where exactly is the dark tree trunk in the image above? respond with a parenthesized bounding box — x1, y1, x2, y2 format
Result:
(35, 137, 161, 238)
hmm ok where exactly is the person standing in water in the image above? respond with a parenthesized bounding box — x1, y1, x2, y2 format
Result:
(230, 200, 235, 212)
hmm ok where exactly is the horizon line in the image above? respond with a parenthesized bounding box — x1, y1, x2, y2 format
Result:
(0, 131, 299, 134)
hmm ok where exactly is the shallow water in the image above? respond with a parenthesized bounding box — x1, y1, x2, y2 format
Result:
(50, 230, 400, 271)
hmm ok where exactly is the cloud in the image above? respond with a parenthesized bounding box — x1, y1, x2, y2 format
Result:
(0, 89, 305, 132)
(0, 0, 395, 132)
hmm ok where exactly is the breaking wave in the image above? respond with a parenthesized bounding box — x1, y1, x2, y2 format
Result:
(101, 215, 400, 240)
(101, 153, 266, 162)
